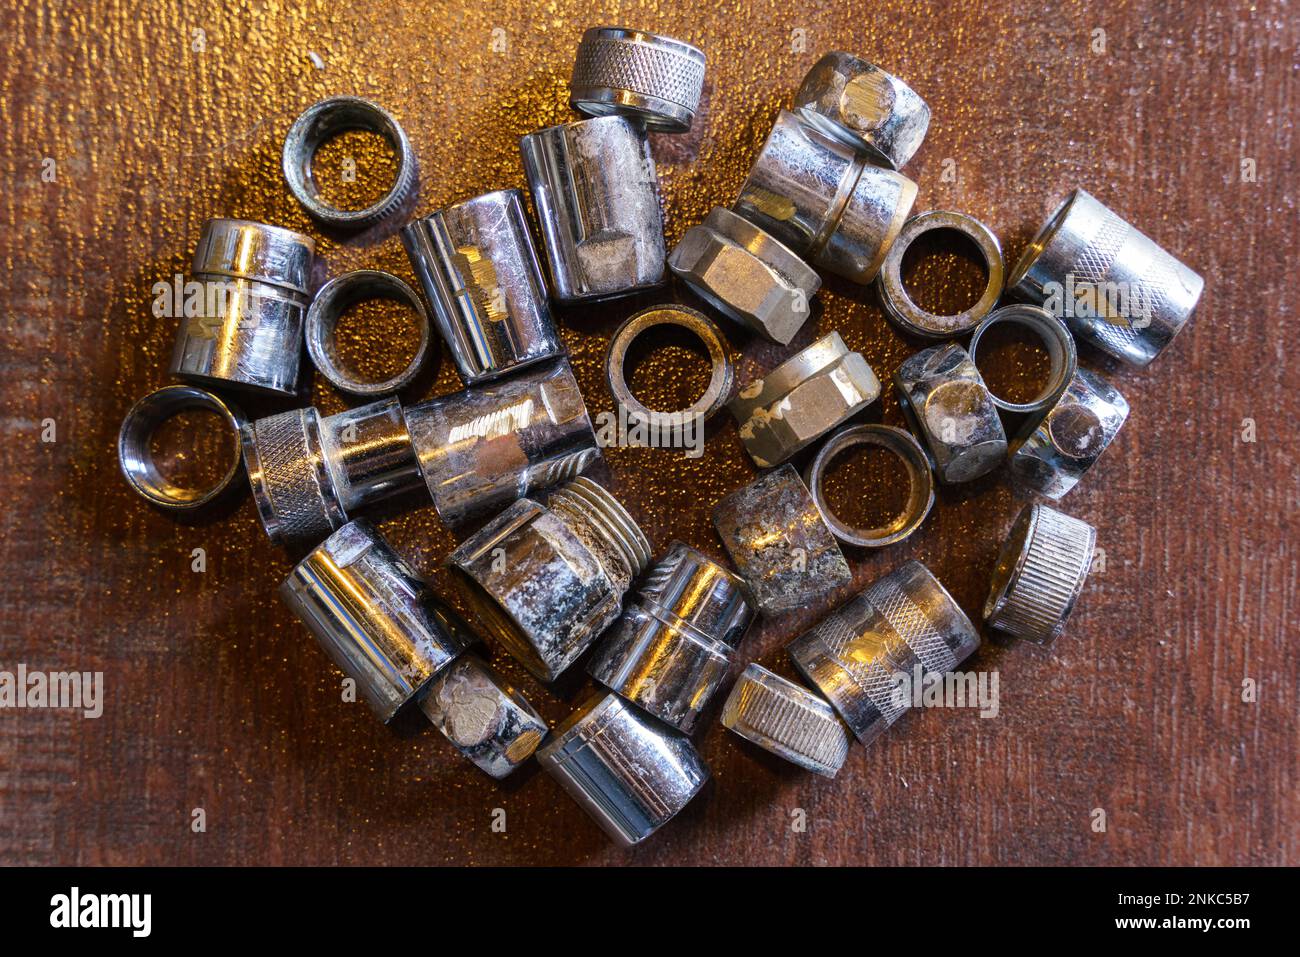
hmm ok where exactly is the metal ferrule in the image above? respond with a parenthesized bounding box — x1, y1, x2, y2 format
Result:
(788, 560, 981, 745)
(968, 304, 1078, 415)
(569, 27, 707, 133)
(401, 189, 562, 384)
(280, 520, 470, 722)
(403, 359, 600, 526)
(447, 477, 651, 682)
(536, 692, 710, 847)
(720, 663, 851, 777)
(588, 543, 755, 733)
(169, 218, 315, 397)
(521, 115, 666, 302)
(1007, 188, 1204, 367)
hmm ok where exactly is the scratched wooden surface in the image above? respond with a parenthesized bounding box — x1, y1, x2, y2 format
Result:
(0, 0, 1295, 866)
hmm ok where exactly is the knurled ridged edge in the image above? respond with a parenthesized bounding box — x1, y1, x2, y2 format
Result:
(571, 36, 705, 112)
(549, 477, 652, 578)
(990, 507, 1096, 644)
(801, 612, 911, 729)
(722, 667, 849, 774)
(248, 409, 341, 544)
(862, 572, 961, 675)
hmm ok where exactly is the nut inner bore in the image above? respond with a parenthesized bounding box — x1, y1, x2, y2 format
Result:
(969, 305, 1077, 414)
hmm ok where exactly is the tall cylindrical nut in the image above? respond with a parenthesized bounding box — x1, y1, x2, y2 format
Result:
(1007, 188, 1204, 367)
(733, 110, 916, 284)
(588, 542, 755, 733)
(569, 27, 707, 133)
(985, 503, 1096, 646)
(403, 359, 600, 526)
(169, 218, 315, 397)
(281, 520, 471, 722)
(536, 693, 710, 847)
(447, 477, 652, 682)
(401, 189, 563, 384)
(521, 115, 666, 302)
(720, 663, 851, 777)
(788, 560, 980, 745)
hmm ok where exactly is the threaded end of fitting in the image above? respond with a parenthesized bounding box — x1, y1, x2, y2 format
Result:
(549, 477, 651, 586)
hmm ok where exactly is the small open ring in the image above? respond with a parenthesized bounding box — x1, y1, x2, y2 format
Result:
(968, 304, 1078, 414)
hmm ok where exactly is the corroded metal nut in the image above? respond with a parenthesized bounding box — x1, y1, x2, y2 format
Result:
(877, 210, 1004, 338)
(713, 463, 851, 616)
(1009, 368, 1130, 500)
(793, 52, 931, 169)
(569, 27, 707, 133)
(804, 425, 935, 548)
(667, 207, 820, 345)
(788, 560, 980, 745)
(894, 343, 1007, 484)
(418, 654, 548, 779)
(727, 331, 880, 467)
(985, 503, 1096, 646)
(968, 304, 1078, 415)
(720, 663, 851, 777)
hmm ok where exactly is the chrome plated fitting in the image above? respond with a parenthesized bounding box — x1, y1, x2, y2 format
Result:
(728, 331, 880, 468)
(968, 304, 1078, 414)
(281, 520, 471, 722)
(894, 343, 1007, 484)
(713, 463, 852, 616)
(788, 560, 980, 745)
(1009, 368, 1130, 499)
(447, 477, 652, 682)
(588, 542, 755, 733)
(521, 115, 666, 302)
(403, 359, 599, 526)
(418, 654, 548, 779)
(733, 109, 917, 284)
(242, 397, 421, 546)
(985, 503, 1096, 646)
(168, 218, 315, 398)
(569, 27, 706, 133)
(536, 692, 709, 847)
(1007, 188, 1204, 367)
(720, 663, 850, 777)
(793, 53, 931, 169)
(668, 207, 820, 345)
(401, 188, 562, 384)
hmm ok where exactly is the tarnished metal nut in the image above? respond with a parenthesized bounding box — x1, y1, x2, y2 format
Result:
(895, 343, 1007, 484)
(720, 663, 851, 777)
(668, 207, 820, 345)
(418, 654, 548, 779)
(727, 331, 880, 468)
(968, 304, 1078, 415)
(793, 52, 931, 170)
(713, 463, 852, 616)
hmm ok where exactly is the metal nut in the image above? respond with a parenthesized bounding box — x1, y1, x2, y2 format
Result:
(720, 663, 851, 777)
(968, 304, 1078, 415)
(569, 27, 706, 133)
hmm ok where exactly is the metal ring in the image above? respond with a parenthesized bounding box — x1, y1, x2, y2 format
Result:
(282, 96, 416, 231)
(968, 304, 1078, 414)
(305, 270, 432, 396)
(804, 425, 935, 548)
(118, 385, 245, 511)
(569, 27, 706, 133)
(606, 305, 733, 443)
(878, 210, 1004, 338)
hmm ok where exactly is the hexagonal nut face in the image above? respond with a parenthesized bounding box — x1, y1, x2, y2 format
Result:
(896, 344, 1005, 484)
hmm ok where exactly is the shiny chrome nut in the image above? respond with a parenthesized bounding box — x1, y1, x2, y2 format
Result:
(1009, 368, 1130, 499)
(804, 425, 935, 547)
(877, 210, 1004, 338)
(401, 188, 562, 384)
(281, 96, 416, 231)
(418, 654, 547, 779)
(1007, 188, 1204, 367)
(668, 207, 820, 345)
(569, 27, 706, 133)
(281, 520, 471, 722)
(304, 270, 432, 396)
(169, 218, 315, 398)
(985, 503, 1096, 646)
(403, 359, 600, 526)
(792, 52, 930, 169)
(728, 331, 880, 468)
(733, 110, 916, 284)
(894, 343, 1007, 484)
(788, 560, 980, 746)
(720, 663, 850, 777)
(447, 477, 651, 682)
(968, 304, 1078, 415)
(521, 115, 666, 302)
(588, 542, 755, 733)
(537, 693, 709, 847)
(713, 463, 851, 616)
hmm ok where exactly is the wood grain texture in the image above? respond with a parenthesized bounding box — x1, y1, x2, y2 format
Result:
(0, 0, 1295, 866)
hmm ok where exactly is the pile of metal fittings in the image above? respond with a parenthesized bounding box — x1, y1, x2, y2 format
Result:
(118, 30, 1202, 847)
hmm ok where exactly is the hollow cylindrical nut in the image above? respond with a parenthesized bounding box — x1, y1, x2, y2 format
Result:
(569, 27, 707, 133)
(968, 305, 1078, 415)
(720, 663, 851, 777)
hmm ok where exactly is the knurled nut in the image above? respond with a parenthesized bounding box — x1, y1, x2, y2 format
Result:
(723, 664, 850, 776)
(244, 408, 344, 545)
(986, 504, 1096, 645)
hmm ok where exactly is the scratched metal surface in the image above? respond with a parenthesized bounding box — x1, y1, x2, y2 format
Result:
(0, 0, 1296, 866)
